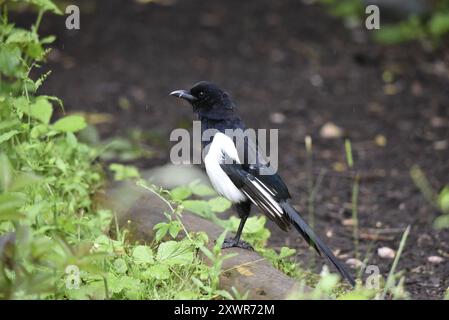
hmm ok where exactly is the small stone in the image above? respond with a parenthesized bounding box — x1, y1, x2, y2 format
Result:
(427, 256, 444, 264)
(346, 258, 364, 268)
(434, 140, 448, 150)
(326, 229, 333, 238)
(320, 122, 343, 139)
(270, 49, 285, 63)
(342, 218, 355, 227)
(374, 134, 387, 147)
(383, 84, 398, 95)
(310, 74, 323, 87)
(411, 81, 423, 96)
(378, 247, 395, 259)
(333, 162, 346, 172)
(431, 117, 447, 128)
(269, 112, 286, 124)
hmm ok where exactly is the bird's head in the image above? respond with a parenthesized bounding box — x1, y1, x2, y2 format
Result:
(170, 81, 236, 120)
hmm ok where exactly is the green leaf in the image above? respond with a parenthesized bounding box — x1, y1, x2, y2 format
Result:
(6, 29, 33, 44)
(0, 193, 26, 220)
(29, 0, 63, 14)
(113, 258, 128, 274)
(154, 222, 169, 241)
(429, 13, 449, 37)
(10, 172, 42, 191)
(175, 290, 199, 299)
(170, 186, 192, 201)
(437, 186, 449, 213)
(182, 200, 211, 218)
(109, 163, 140, 181)
(0, 130, 19, 145)
(189, 182, 216, 196)
(0, 44, 21, 76)
(208, 197, 231, 212)
(168, 221, 181, 239)
(434, 215, 449, 229)
(132, 245, 154, 264)
(0, 154, 13, 192)
(146, 264, 170, 280)
(19, 96, 53, 124)
(156, 241, 193, 266)
(53, 115, 86, 132)
(278, 246, 296, 259)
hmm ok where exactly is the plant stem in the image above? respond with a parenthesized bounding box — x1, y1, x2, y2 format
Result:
(352, 174, 360, 260)
(381, 225, 411, 299)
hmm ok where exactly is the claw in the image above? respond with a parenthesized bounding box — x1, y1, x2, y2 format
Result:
(221, 237, 254, 250)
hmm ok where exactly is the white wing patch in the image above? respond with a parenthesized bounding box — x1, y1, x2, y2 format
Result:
(204, 133, 247, 203)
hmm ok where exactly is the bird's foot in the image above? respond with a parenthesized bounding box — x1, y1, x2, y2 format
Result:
(221, 238, 254, 250)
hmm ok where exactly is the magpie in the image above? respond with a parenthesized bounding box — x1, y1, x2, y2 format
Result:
(170, 81, 355, 287)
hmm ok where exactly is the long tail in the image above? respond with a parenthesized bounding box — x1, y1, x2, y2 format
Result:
(279, 200, 355, 287)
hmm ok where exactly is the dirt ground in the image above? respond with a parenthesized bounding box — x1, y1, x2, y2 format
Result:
(22, 0, 449, 298)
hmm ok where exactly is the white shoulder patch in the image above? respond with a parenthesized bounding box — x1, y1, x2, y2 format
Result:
(204, 133, 246, 203)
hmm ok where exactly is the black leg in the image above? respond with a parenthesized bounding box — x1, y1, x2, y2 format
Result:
(234, 214, 248, 242)
(222, 201, 254, 250)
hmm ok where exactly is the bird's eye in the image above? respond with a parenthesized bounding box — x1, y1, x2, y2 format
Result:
(198, 91, 205, 98)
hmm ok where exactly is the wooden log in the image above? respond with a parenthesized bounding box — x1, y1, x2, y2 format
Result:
(96, 181, 312, 299)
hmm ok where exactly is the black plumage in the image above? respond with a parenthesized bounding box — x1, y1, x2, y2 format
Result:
(170, 81, 355, 287)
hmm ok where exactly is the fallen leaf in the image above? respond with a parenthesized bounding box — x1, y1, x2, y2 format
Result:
(236, 266, 254, 276)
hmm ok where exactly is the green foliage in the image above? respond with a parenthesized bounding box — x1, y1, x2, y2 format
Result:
(319, 0, 362, 21)
(0, 0, 240, 300)
(319, 0, 449, 46)
(411, 166, 449, 229)
(109, 163, 140, 181)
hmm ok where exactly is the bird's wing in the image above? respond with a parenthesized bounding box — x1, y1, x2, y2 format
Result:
(220, 161, 292, 231)
(220, 161, 355, 287)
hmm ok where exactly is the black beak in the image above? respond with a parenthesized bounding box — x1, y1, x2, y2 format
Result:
(169, 89, 198, 102)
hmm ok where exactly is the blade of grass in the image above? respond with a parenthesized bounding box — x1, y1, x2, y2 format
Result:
(381, 225, 411, 299)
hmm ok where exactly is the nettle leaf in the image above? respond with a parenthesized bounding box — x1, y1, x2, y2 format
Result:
(175, 290, 198, 299)
(6, 29, 34, 44)
(189, 182, 216, 196)
(156, 241, 193, 266)
(0, 154, 13, 192)
(29, 0, 63, 14)
(429, 13, 449, 37)
(208, 197, 231, 212)
(109, 163, 140, 181)
(437, 186, 449, 213)
(113, 258, 128, 274)
(0, 193, 26, 220)
(170, 186, 192, 201)
(20, 96, 53, 124)
(0, 130, 19, 145)
(154, 222, 170, 241)
(182, 200, 212, 218)
(0, 44, 21, 76)
(146, 264, 170, 280)
(278, 247, 296, 259)
(53, 115, 86, 132)
(132, 245, 154, 264)
(169, 221, 181, 239)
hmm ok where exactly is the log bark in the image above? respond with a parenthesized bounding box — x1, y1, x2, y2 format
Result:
(96, 181, 312, 299)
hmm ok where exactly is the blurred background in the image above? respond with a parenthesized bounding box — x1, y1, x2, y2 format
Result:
(12, 0, 449, 298)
